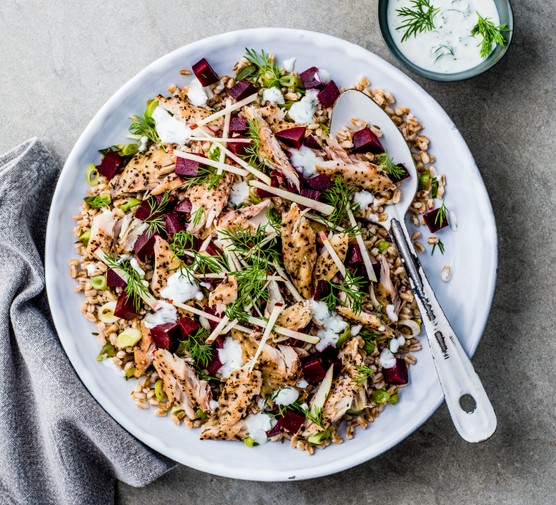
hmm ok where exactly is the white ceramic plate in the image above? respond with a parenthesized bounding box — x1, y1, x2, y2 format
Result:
(45, 28, 497, 481)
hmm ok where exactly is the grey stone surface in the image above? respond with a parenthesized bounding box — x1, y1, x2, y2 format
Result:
(1, 0, 554, 503)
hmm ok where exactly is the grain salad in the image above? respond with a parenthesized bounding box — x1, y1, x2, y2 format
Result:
(70, 50, 449, 452)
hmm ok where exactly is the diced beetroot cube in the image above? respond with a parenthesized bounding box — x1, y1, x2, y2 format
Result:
(319, 346, 341, 376)
(275, 127, 306, 149)
(301, 355, 326, 382)
(206, 335, 225, 375)
(317, 80, 340, 108)
(134, 200, 152, 221)
(228, 139, 248, 156)
(383, 358, 409, 385)
(175, 198, 192, 213)
(277, 410, 305, 434)
(135, 194, 174, 221)
(424, 207, 449, 233)
(192, 58, 219, 86)
(175, 156, 204, 177)
(313, 279, 331, 301)
(150, 322, 181, 351)
(97, 150, 122, 180)
(299, 66, 324, 89)
(304, 134, 321, 150)
(266, 422, 282, 438)
(204, 306, 221, 331)
(306, 173, 332, 191)
(352, 127, 385, 154)
(229, 116, 247, 134)
(107, 268, 126, 288)
(134, 231, 157, 261)
(229, 79, 257, 101)
(178, 317, 201, 337)
(298, 188, 321, 210)
(165, 212, 183, 235)
(114, 292, 140, 320)
(388, 163, 411, 183)
(346, 245, 363, 265)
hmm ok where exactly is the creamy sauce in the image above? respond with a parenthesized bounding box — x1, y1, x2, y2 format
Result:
(245, 413, 276, 445)
(288, 89, 319, 124)
(282, 57, 296, 72)
(262, 87, 285, 105)
(139, 135, 149, 152)
(160, 272, 203, 304)
(230, 180, 250, 206)
(209, 399, 219, 410)
(353, 190, 375, 212)
(217, 337, 243, 378)
(102, 357, 126, 377)
(143, 300, 177, 329)
(389, 335, 406, 354)
(379, 348, 397, 369)
(152, 106, 192, 144)
(273, 386, 299, 406)
(289, 145, 323, 178)
(386, 304, 399, 323)
(388, 0, 501, 73)
(296, 379, 309, 389)
(187, 78, 212, 107)
(311, 300, 349, 352)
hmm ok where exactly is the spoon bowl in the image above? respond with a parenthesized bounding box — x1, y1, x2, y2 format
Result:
(330, 90, 497, 443)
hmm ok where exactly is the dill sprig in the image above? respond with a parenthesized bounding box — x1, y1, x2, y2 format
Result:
(170, 230, 226, 276)
(176, 328, 213, 367)
(104, 255, 149, 311)
(431, 176, 439, 198)
(237, 48, 281, 88)
(83, 194, 111, 209)
(265, 207, 282, 235)
(432, 44, 455, 62)
(471, 13, 510, 59)
(191, 206, 205, 227)
(323, 270, 366, 314)
(304, 406, 325, 429)
(353, 365, 375, 387)
(375, 153, 406, 179)
(431, 239, 445, 256)
(219, 225, 280, 264)
(129, 100, 160, 146)
(396, 0, 440, 43)
(434, 200, 448, 227)
(144, 192, 171, 235)
(241, 118, 267, 171)
(322, 178, 359, 232)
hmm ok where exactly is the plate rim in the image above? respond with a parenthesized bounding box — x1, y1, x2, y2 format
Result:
(45, 27, 498, 481)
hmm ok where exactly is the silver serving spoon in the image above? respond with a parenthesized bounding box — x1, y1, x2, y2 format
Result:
(331, 89, 496, 443)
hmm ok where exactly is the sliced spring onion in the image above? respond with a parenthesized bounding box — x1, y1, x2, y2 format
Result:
(98, 301, 118, 323)
(125, 367, 136, 378)
(86, 163, 100, 186)
(77, 229, 91, 245)
(115, 328, 142, 349)
(377, 240, 390, 253)
(370, 389, 390, 404)
(96, 343, 115, 361)
(155, 379, 166, 401)
(118, 143, 139, 156)
(90, 275, 107, 291)
(84, 194, 111, 209)
(145, 99, 159, 118)
(120, 198, 142, 212)
(398, 319, 421, 337)
(336, 326, 351, 348)
(307, 430, 331, 445)
(249, 180, 334, 215)
(243, 436, 257, 447)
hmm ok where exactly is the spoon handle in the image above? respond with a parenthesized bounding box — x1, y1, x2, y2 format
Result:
(389, 218, 497, 442)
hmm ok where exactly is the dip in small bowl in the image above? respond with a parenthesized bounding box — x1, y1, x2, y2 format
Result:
(378, 0, 514, 81)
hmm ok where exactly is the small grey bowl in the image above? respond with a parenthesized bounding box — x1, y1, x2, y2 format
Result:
(378, 0, 514, 82)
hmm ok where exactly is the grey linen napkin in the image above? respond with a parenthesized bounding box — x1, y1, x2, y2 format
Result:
(0, 139, 175, 505)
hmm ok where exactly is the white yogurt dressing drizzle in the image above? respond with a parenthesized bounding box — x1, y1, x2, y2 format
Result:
(187, 78, 213, 107)
(245, 413, 276, 445)
(152, 106, 192, 144)
(217, 337, 244, 379)
(230, 180, 250, 206)
(288, 89, 319, 124)
(273, 386, 299, 406)
(311, 300, 349, 352)
(289, 145, 324, 178)
(379, 348, 397, 369)
(388, 0, 501, 74)
(160, 272, 203, 304)
(143, 300, 178, 329)
(262, 87, 285, 105)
